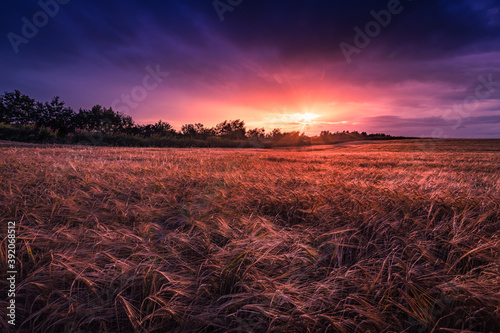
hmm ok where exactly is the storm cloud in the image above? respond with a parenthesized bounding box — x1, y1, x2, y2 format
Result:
(1, 0, 499, 137)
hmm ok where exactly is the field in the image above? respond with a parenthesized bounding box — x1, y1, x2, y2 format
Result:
(1, 139, 500, 332)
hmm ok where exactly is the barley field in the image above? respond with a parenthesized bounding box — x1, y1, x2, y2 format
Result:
(1, 139, 500, 332)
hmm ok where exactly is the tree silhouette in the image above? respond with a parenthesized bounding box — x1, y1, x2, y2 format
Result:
(1, 90, 36, 125)
(247, 128, 265, 138)
(0, 90, 398, 147)
(214, 119, 246, 140)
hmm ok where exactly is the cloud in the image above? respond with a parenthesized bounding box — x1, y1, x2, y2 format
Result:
(1, 0, 499, 137)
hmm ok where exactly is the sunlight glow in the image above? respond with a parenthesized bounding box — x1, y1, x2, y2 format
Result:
(260, 112, 322, 134)
(295, 113, 321, 124)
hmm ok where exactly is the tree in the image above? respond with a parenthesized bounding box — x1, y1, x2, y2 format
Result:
(0, 94, 8, 123)
(73, 105, 134, 134)
(181, 123, 212, 139)
(181, 123, 196, 137)
(214, 119, 246, 140)
(247, 127, 265, 138)
(152, 120, 175, 136)
(267, 128, 282, 139)
(37, 97, 76, 135)
(135, 120, 175, 137)
(320, 130, 331, 137)
(73, 105, 105, 132)
(1, 90, 37, 125)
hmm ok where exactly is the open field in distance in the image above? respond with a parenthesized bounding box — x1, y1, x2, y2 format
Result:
(1, 139, 500, 332)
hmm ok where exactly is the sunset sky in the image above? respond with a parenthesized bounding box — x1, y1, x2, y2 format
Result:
(1, 0, 500, 137)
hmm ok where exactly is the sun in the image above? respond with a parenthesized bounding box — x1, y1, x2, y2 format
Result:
(292, 112, 320, 133)
(263, 112, 321, 133)
(296, 113, 320, 124)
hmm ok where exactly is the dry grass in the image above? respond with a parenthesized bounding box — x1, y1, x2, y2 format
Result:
(1, 139, 500, 332)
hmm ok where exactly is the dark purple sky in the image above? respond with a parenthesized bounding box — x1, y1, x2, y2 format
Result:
(2, 0, 500, 137)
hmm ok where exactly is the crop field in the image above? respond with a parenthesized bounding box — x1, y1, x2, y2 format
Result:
(1, 139, 500, 332)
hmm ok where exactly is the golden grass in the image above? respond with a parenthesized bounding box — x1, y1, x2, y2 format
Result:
(1, 139, 500, 332)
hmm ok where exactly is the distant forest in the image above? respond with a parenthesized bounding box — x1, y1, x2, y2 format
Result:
(0, 90, 406, 148)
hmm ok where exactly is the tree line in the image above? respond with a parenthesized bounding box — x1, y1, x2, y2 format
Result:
(0, 90, 401, 147)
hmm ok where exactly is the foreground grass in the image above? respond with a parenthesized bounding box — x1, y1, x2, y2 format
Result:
(1, 139, 500, 332)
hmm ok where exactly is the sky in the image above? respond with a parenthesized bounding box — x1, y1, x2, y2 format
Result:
(1, 0, 500, 138)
